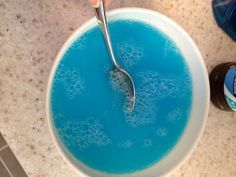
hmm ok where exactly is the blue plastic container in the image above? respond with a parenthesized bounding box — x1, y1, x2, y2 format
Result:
(212, 0, 236, 40)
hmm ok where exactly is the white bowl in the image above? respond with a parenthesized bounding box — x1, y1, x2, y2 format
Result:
(46, 8, 210, 177)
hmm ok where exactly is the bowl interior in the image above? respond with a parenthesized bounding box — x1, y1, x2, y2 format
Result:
(46, 8, 209, 177)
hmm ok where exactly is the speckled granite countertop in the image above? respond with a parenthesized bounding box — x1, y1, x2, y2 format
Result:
(0, 0, 236, 176)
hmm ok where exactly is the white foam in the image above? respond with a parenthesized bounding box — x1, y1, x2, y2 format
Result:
(54, 66, 85, 100)
(63, 69, 85, 99)
(137, 71, 191, 100)
(123, 70, 191, 127)
(168, 74, 191, 99)
(54, 116, 111, 150)
(163, 39, 181, 57)
(137, 71, 161, 94)
(117, 40, 143, 68)
(71, 35, 88, 50)
(124, 89, 157, 128)
(121, 71, 163, 127)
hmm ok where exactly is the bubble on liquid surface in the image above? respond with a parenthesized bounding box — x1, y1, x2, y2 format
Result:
(54, 64, 66, 83)
(143, 139, 153, 148)
(156, 128, 168, 137)
(155, 77, 180, 99)
(137, 71, 191, 100)
(167, 108, 183, 123)
(109, 69, 134, 111)
(119, 139, 133, 149)
(54, 65, 85, 99)
(137, 71, 161, 94)
(103, 64, 111, 73)
(54, 115, 111, 150)
(71, 35, 88, 50)
(120, 71, 161, 128)
(109, 69, 129, 95)
(121, 69, 191, 127)
(168, 74, 191, 99)
(63, 69, 85, 99)
(163, 39, 181, 57)
(124, 89, 157, 128)
(117, 40, 144, 68)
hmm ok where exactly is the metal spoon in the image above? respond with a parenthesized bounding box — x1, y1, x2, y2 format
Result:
(94, 0, 136, 111)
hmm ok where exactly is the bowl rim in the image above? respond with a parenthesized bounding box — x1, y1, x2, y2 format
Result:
(46, 7, 210, 177)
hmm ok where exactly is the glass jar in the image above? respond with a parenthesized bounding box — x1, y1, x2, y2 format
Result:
(209, 62, 236, 111)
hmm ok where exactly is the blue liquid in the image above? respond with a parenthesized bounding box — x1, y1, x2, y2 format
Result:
(50, 20, 192, 174)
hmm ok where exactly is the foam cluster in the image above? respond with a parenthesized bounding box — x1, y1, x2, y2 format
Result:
(54, 64, 85, 100)
(124, 90, 157, 127)
(117, 40, 143, 68)
(137, 71, 191, 100)
(122, 72, 161, 127)
(54, 115, 111, 150)
(123, 69, 191, 128)
(54, 64, 66, 83)
(163, 39, 181, 57)
(71, 35, 88, 50)
(137, 71, 161, 94)
(155, 76, 180, 99)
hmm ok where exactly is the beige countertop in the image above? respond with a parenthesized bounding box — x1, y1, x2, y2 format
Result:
(0, 0, 236, 176)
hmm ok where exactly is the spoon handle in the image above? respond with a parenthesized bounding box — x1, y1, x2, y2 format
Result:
(94, 0, 120, 68)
